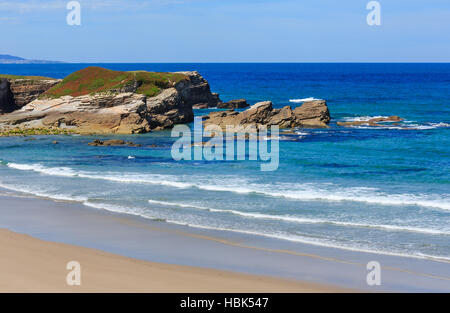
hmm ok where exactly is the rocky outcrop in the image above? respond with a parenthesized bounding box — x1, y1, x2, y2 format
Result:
(8, 79, 60, 109)
(0, 77, 59, 114)
(0, 92, 150, 134)
(0, 68, 221, 134)
(192, 103, 209, 109)
(146, 87, 193, 130)
(175, 71, 221, 108)
(217, 99, 249, 109)
(88, 139, 142, 147)
(0, 79, 15, 114)
(337, 116, 403, 127)
(203, 100, 331, 129)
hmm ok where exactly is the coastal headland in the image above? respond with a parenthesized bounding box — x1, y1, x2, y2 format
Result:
(0, 67, 331, 135)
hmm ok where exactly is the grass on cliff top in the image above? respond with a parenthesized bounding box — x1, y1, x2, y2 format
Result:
(41, 67, 188, 99)
(0, 74, 54, 80)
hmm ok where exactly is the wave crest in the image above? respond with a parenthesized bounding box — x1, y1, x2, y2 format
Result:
(5, 162, 450, 211)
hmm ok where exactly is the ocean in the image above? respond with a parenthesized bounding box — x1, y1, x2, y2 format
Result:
(0, 63, 449, 261)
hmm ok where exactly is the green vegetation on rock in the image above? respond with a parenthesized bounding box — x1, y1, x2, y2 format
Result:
(0, 128, 75, 137)
(41, 67, 188, 99)
(0, 74, 54, 80)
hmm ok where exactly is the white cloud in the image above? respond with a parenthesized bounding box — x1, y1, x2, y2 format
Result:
(0, 1, 65, 12)
(0, 0, 192, 12)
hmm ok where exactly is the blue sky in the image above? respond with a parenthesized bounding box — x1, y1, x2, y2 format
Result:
(1, 0, 449, 62)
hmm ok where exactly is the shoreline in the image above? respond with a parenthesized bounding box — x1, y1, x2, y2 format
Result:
(1, 181, 449, 264)
(0, 229, 343, 293)
(0, 191, 449, 292)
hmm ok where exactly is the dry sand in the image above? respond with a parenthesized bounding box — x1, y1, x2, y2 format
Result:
(0, 229, 346, 293)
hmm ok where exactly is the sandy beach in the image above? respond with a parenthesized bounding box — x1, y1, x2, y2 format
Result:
(0, 193, 449, 293)
(0, 228, 343, 293)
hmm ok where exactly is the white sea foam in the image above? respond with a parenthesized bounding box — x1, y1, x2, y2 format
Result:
(342, 116, 390, 122)
(6, 162, 450, 211)
(148, 199, 209, 209)
(166, 220, 450, 262)
(0, 182, 87, 202)
(148, 199, 450, 235)
(289, 98, 322, 103)
(407, 122, 450, 130)
(71, 199, 450, 262)
(1, 178, 448, 262)
(83, 201, 155, 220)
(7, 163, 77, 177)
(340, 117, 450, 130)
(262, 135, 294, 141)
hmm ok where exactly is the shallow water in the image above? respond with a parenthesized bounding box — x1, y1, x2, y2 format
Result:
(0, 63, 449, 260)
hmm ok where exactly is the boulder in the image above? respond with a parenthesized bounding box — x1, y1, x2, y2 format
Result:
(268, 106, 296, 128)
(292, 100, 331, 127)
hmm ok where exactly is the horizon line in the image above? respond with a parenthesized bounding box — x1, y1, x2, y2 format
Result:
(2, 61, 450, 64)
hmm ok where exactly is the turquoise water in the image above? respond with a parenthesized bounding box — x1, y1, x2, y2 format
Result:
(0, 63, 449, 260)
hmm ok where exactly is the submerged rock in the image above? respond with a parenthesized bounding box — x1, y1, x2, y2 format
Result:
(88, 139, 142, 147)
(337, 116, 404, 127)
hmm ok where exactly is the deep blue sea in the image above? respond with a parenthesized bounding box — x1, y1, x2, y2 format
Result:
(0, 63, 449, 260)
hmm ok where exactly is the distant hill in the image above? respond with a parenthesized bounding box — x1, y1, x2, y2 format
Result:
(0, 54, 64, 64)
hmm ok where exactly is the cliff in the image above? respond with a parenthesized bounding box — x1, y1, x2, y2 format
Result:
(0, 75, 60, 113)
(0, 67, 220, 134)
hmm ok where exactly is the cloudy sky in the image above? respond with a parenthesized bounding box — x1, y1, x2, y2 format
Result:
(1, 0, 449, 62)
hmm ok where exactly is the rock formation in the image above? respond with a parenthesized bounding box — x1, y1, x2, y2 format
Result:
(0, 76, 59, 113)
(203, 100, 331, 129)
(0, 67, 334, 135)
(217, 99, 249, 109)
(8, 79, 60, 109)
(0, 67, 221, 134)
(0, 78, 15, 114)
(174, 72, 221, 108)
(88, 139, 142, 147)
(337, 116, 403, 127)
(192, 103, 209, 109)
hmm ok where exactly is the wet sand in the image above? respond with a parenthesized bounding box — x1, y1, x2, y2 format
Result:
(0, 193, 449, 292)
(0, 229, 344, 293)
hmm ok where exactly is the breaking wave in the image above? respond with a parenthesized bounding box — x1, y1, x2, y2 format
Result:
(147, 199, 450, 236)
(4, 162, 450, 211)
(340, 116, 450, 130)
(289, 97, 322, 103)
